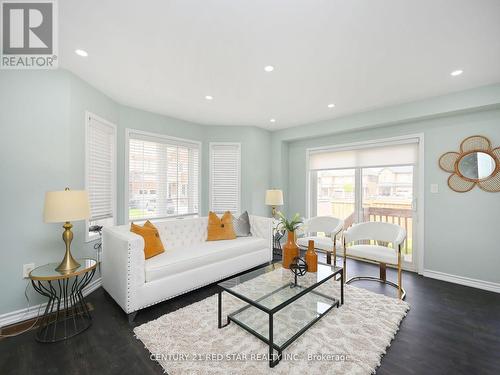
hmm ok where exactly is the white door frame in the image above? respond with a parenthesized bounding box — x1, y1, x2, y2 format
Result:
(305, 133, 425, 274)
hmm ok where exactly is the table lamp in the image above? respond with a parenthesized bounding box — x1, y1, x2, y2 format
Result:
(265, 189, 283, 217)
(43, 188, 90, 273)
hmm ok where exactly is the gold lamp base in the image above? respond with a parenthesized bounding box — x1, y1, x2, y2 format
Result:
(271, 206, 277, 218)
(55, 222, 80, 273)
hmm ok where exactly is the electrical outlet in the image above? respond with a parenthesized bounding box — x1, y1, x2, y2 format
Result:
(430, 184, 439, 193)
(23, 263, 35, 278)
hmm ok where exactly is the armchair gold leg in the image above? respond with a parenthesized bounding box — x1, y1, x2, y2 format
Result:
(342, 238, 347, 281)
(398, 245, 402, 299)
(347, 275, 406, 300)
(344, 236, 406, 300)
(333, 242, 337, 267)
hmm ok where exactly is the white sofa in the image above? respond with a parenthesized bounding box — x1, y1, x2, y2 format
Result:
(101, 215, 272, 321)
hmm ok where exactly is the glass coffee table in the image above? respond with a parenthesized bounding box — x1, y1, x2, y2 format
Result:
(218, 262, 343, 367)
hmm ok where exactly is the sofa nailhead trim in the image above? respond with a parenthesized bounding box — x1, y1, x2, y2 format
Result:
(128, 260, 269, 313)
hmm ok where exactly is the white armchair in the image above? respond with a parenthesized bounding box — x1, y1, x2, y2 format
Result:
(343, 222, 406, 299)
(297, 216, 344, 266)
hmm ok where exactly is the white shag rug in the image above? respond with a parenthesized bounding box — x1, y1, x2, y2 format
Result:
(134, 270, 409, 375)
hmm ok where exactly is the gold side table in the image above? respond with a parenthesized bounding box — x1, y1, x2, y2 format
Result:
(29, 258, 97, 343)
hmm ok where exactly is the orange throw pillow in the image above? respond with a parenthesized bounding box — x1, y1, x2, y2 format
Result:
(207, 211, 236, 241)
(130, 221, 165, 259)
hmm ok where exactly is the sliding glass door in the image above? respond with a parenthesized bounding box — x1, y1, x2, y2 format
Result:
(361, 166, 414, 265)
(308, 140, 419, 271)
(314, 169, 356, 222)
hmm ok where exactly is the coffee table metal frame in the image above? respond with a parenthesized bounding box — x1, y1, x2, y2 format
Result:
(218, 262, 344, 367)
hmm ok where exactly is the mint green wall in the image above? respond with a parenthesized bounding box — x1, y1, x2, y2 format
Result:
(271, 86, 500, 284)
(0, 70, 119, 314)
(271, 84, 500, 214)
(0, 70, 271, 315)
(284, 110, 500, 283)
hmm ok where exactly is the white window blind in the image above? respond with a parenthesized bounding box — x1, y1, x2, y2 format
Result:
(209, 143, 241, 214)
(128, 131, 200, 220)
(86, 114, 116, 221)
(309, 140, 418, 170)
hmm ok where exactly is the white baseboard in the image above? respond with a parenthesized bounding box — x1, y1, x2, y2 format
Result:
(423, 269, 500, 294)
(0, 277, 102, 328)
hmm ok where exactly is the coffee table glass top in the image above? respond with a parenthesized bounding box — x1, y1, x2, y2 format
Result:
(218, 262, 342, 312)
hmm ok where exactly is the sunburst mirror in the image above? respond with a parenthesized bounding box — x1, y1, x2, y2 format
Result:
(439, 135, 500, 193)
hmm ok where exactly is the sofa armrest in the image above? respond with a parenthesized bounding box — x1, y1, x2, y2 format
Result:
(249, 215, 273, 260)
(101, 227, 145, 314)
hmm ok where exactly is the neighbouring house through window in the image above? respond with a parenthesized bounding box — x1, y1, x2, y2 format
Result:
(127, 130, 200, 220)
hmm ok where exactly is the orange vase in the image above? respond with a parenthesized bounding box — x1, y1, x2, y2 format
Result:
(282, 231, 299, 269)
(305, 240, 318, 272)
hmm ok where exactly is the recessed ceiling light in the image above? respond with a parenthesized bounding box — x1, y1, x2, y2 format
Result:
(75, 49, 88, 57)
(270, 118, 276, 123)
(327, 103, 335, 108)
(450, 69, 463, 76)
(205, 95, 213, 100)
(264, 65, 275, 72)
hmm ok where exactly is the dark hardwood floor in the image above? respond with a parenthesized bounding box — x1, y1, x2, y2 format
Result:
(1, 255, 500, 375)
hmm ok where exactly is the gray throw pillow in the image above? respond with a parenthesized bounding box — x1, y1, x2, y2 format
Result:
(233, 211, 252, 237)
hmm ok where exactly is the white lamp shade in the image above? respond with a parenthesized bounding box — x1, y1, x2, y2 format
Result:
(265, 189, 283, 206)
(43, 190, 91, 223)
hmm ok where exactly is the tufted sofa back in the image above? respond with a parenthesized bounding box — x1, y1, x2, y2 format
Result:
(155, 217, 208, 249)
(114, 215, 271, 252)
(113, 217, 208, 250)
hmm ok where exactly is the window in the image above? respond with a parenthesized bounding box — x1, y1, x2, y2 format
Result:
(209, 143, 241, 214)
(127, 130, 200, 220)
(85, 112, 116, 241)
(308, 138, 420, 269)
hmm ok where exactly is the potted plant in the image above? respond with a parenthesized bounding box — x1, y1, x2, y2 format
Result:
(277, 212, 303, 269)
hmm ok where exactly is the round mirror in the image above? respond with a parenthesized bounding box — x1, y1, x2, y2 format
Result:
(457, 152, 496, 180)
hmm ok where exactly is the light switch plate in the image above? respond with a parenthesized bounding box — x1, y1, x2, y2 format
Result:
(430, 184, 439, 193)
(23, 263, 35, 278)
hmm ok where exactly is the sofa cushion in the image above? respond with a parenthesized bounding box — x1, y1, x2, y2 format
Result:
(145, 237, 268, 283)
(207, 211, 237, 241)
(346, 244, 397, 264)
(233, 211, 252, 237)
(130, 222, 165, 259)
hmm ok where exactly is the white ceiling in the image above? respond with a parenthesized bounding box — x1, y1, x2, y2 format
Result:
(59, 0, 500, 130)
